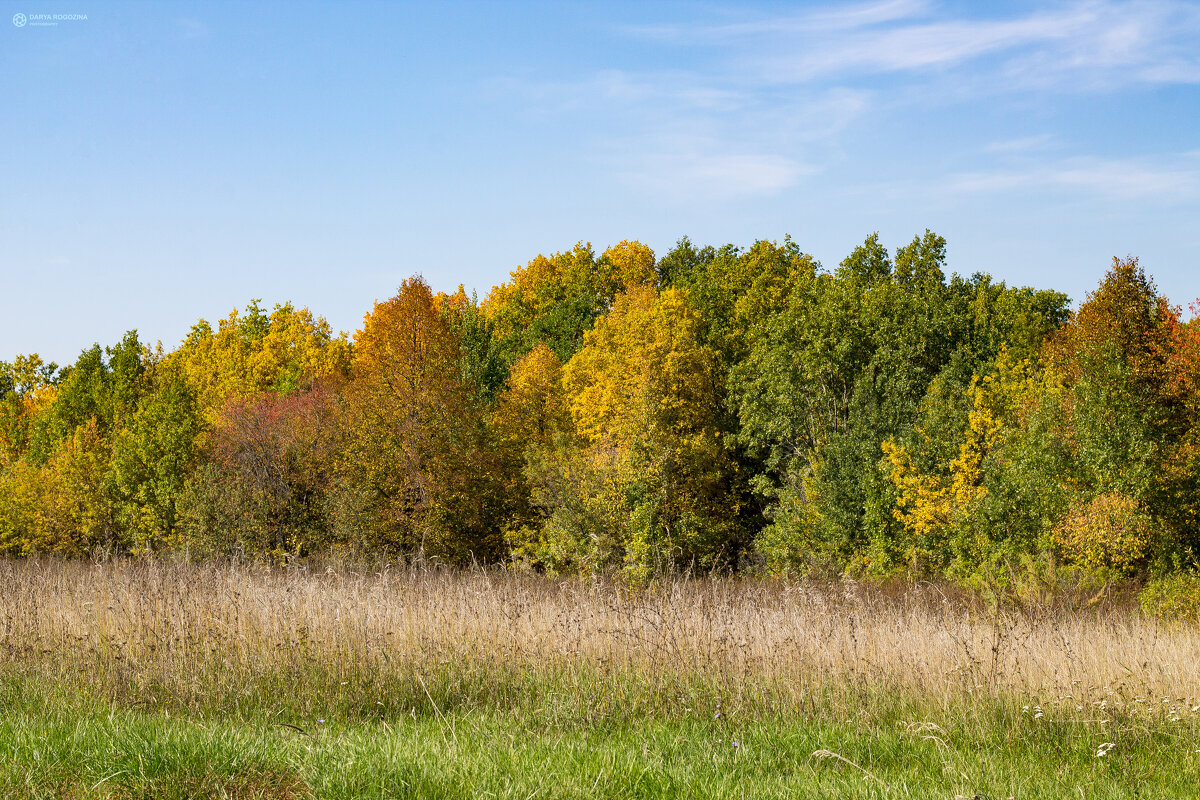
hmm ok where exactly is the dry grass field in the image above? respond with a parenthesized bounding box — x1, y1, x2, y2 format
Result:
(2, 558, 1199, 798)
(2, 558, 1198, 715)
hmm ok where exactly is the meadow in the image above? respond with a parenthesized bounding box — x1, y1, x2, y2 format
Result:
(1, 558, 1198, 798)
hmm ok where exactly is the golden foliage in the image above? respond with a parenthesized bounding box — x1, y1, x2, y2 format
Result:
(168, 301, 350, 424)
(481, 241, 657, 360)
(599, 240, 656, 294)
(524, 285, 737, 576)
(492, 344, 569, 455)
(0, 419, 110, 555)
(564, 285, 716, 447)
(1052, 492, 1155, 574)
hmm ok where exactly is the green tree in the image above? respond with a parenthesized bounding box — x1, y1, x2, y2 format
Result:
(734, 232, 1068, 576)
(106, 375, 201, 552)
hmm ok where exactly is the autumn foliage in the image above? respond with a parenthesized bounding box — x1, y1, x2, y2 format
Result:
(1, 237, 1197, 586)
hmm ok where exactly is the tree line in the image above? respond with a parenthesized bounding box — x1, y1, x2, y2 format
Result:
(2, 232, 1197, 587)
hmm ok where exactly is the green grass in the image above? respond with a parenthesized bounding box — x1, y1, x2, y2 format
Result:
(2, 671, 1197, 799)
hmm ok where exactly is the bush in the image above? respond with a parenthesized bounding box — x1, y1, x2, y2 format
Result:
(1051, 492, 1156, 575)
(1139, 573, 1200, 622)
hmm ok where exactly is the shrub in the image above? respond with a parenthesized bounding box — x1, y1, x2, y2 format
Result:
(1139, 573, 1200, 622)
(1051, 492, 1155, 575)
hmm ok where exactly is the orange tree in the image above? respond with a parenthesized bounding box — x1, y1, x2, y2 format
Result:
(340, 277, 501, 562)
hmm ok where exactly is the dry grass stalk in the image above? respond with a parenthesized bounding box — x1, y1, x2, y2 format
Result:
(0, 558, 1197, 720)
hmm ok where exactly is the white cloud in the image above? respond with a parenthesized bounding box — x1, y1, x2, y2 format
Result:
(602, 86, 869, 201)
(632, 1, 1200, 90)
(945, 155, 1200, 202)
(625, 0, 932, 41)
(983, 134, 1056, 154)
(493, 2, 1200, 206)
(615, 139, 814, 200)
(762, 12, 1086, 80)
(493, 67, 871, 200)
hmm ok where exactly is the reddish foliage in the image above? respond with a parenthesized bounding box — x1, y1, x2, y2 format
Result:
(202, 383, 342, 553)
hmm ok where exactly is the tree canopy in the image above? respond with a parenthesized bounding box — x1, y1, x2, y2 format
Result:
(1, 234, 1194, 590)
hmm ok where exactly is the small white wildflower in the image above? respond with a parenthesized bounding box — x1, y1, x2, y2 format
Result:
(1096, 742, 1116, 758)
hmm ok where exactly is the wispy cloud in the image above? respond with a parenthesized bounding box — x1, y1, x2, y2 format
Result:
(761, 12, 1086, 80)
(992, 2, 1200, 89)
(983, 134, 1057, 154)
(614, 137, 814, 199)
(945, 154, 1200, 202)
(632, 1, 1200, 90)
(607, 84, 870, 200)
(493, 66, 871, 201)
(495, 1, 1200, 204)
(625, 0, 932, 41)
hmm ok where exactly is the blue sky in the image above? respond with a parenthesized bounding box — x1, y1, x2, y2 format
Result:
(2, 0, 1199, 365)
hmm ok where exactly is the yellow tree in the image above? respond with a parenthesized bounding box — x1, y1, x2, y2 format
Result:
(482, 241, 656, 364)
(529, 285, 742, 578)
(168, 301, 351, 425)
(0, 355, 58, 458)
(596, 240, 657, 301)
(0, 419, 111, 555)
(492, 344, 569, 459)
(0, 458, 48, 554)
